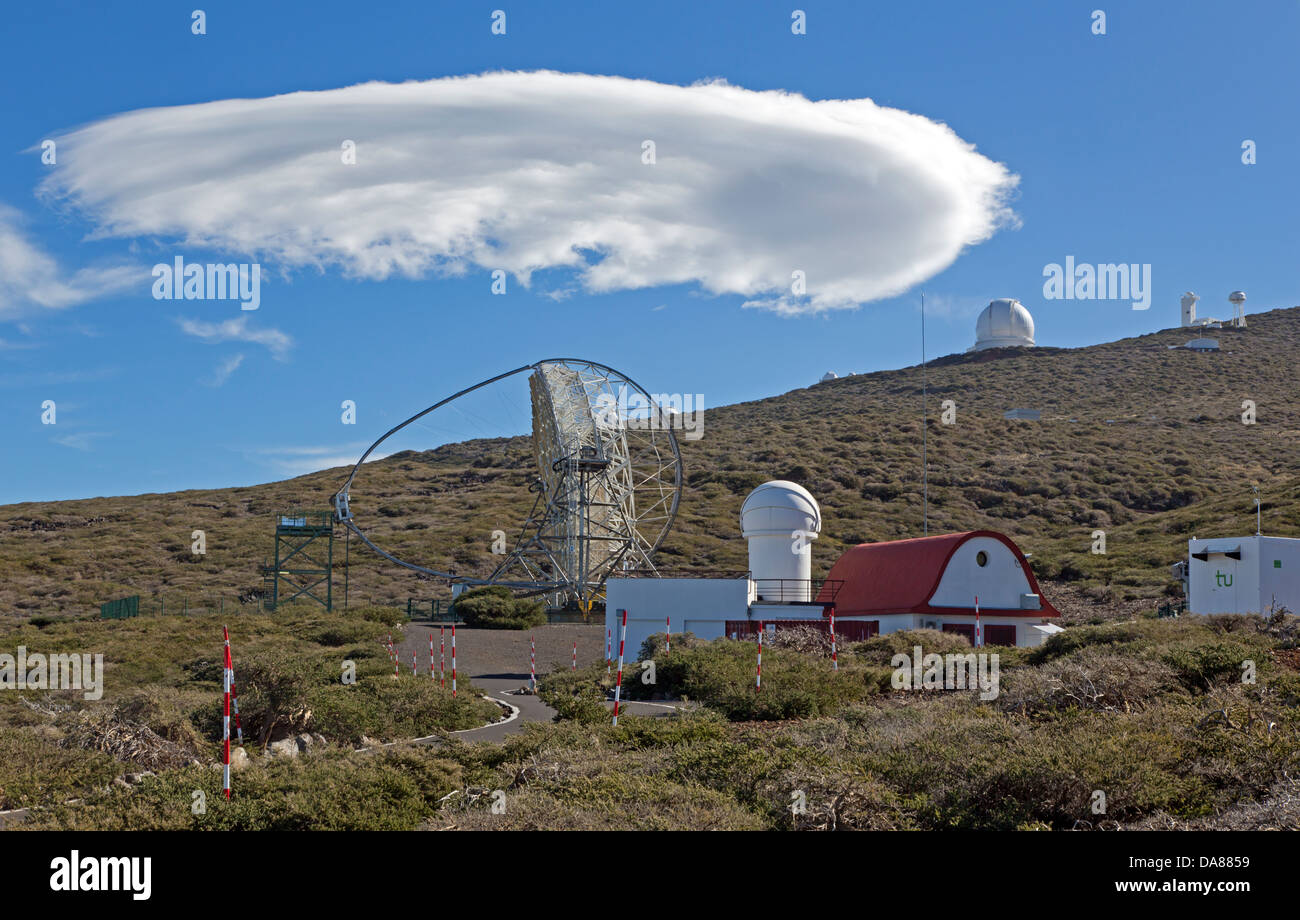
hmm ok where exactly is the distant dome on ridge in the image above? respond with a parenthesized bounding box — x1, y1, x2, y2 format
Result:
(970, 298, 1035, 352)
(820, 371, 839, 383)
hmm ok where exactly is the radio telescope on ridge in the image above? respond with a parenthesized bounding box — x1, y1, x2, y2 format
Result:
(333, 358, 683, 609)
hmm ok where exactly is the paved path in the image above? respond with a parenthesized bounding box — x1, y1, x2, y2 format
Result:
(397, 620, 687, 741)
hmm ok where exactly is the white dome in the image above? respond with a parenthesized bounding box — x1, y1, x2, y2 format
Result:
(741, 480, 821, 537)
(971, 298, 1035, 351)
(820, 371, 838, 383)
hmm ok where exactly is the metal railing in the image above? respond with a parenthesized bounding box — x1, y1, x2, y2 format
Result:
(752, 578, 844, 605)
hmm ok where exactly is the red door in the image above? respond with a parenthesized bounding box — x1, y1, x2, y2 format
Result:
(941, 623, 976, 644)
(983, 625, 1017, 647)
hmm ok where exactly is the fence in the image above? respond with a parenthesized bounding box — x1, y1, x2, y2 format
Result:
(1156, 600, 1187, 618)
(95, 594, 257, 619)
(405, 599, 459, 622)
(100, 595, 140, 620)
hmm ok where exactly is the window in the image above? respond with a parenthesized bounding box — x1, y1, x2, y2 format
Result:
(975, 550, 988, 567)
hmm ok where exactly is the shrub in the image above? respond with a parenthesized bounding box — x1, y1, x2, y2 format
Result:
(622, 637, 886, 720)
(1161, 641, 1256, 691)
(454, 586, 546, 630)
(24, 748, 464, 831)
(998, 650, 1185, 716)
(849, 628, 974, 666)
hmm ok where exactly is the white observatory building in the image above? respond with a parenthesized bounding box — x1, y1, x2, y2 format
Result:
(969, 298, 1035, 352)
(742, 481, 820, 602)
(1180, 290, 1247, 329)
(604, 480, 1062, 656)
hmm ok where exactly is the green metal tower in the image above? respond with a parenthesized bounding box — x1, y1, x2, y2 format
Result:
(262, 511, 333, 611)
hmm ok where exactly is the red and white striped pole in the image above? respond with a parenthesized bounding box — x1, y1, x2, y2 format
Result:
(451, 624, 457, 697)
(612, 608, 628, 725)
(572, 640, 577, 671)
(429, 633, 435, 681)
(222, 626, 232, 799)
(756, 622, 763, 692)
(440, 626, 445, 688)
(665, 615, 671, 654)
(412, 649, 417, 677)
(975, 595, 982, 648)
(529, 635, 536, 692)
(224, 625, 243, 746)
(829, 608, 838, 672)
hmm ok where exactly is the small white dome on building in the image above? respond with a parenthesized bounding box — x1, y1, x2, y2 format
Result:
(741, 480, 822, 537)
(970, 298, 1035, 351)
(820, 371, 838, 383)
(742, 481, 821, 600)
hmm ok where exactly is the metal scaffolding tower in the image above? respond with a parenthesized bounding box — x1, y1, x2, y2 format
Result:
(261, 511, 333, 611)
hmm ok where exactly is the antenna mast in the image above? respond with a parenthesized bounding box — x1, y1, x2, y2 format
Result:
(921, 292, 928, 537)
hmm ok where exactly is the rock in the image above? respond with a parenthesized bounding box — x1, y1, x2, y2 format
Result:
(268, 737, 299, 758)
(230, 747, 251, 771)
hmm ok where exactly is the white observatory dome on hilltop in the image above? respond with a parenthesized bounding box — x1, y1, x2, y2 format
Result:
(970, 298, 1035, 352)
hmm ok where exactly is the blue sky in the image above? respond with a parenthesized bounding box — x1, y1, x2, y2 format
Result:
(2, 1, 1297, 504)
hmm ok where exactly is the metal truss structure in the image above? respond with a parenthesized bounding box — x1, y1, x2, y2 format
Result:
(333, 358, 682, 608)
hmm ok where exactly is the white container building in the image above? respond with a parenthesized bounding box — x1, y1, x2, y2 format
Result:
(1185, 535, 1300, 615)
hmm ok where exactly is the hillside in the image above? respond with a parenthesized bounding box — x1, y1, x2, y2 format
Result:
(6, 306, 1300, 619)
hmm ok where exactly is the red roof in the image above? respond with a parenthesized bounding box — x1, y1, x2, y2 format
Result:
(818, 530, 1061, 619)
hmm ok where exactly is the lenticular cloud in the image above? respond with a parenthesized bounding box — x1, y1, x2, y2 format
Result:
(40, 71, 1018, 314)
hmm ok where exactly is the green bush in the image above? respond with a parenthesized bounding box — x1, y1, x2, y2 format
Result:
(849, 628, 974, 666)
(454, 586, 546, 630)
(622, 636, 887, 720)
(24, 748, 464, 831)
(1160, 641, 1256, 691)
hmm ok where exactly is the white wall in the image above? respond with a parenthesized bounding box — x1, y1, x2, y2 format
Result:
(605, 577, 750, 659)
(1189, 537, 1259, 614)
(876, 612, 1046, 646)
(929, 536, 1034, 610)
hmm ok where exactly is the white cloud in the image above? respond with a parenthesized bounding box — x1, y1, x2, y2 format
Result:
(0, 205, 139, 318)
(248, 442, 390, 476)
(205, 353, 244, 386)
(39, 71, 1018, 315)
(52, 431, 109, 451)
(177, 316, 292, 359)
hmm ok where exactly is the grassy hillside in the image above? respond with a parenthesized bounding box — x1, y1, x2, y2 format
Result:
(6, 307, 1300, 618)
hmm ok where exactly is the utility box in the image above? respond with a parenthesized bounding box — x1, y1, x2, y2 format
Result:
(1186, 536, 1300, 615)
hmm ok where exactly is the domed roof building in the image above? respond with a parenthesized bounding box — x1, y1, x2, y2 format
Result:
(969, 298, 1035, 352)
